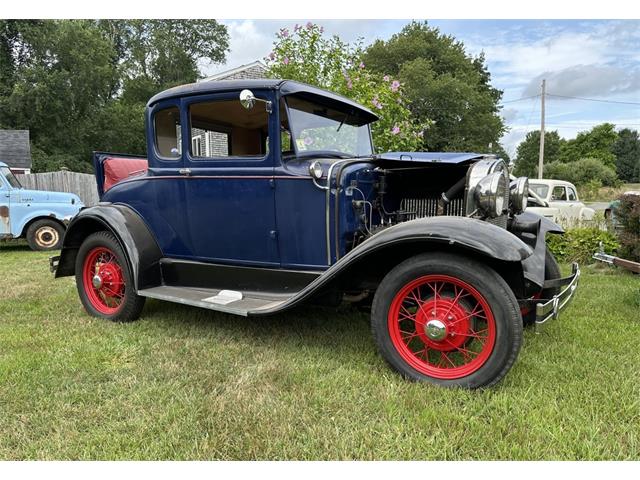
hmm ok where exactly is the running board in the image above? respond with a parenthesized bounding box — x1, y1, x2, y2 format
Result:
(138, 286, 290, 316)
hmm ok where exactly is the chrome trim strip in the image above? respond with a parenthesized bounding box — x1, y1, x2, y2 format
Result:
(535, 262, 580, 324)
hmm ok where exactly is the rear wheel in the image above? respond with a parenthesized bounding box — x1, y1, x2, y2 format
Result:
(75, 231, 145, 322)
(26, 219, 64, 251)
(371, 252, 522, 389)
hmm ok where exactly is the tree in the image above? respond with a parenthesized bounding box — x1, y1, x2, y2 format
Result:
(611, 128, 640, 183)
(513, 130, 564, 177)
(265, 23, 429, 153)
(544, 157, 618, 187)
(557, 123, 618, 168)
(363, 21, 505, 152)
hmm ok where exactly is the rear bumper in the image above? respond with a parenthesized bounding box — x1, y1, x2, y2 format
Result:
(49, 255, 60, 274)
(535, 263, 580, 325)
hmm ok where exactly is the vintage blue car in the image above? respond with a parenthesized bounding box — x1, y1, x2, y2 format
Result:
(50, 80, 580, 388)
(0, 161, 83, 250)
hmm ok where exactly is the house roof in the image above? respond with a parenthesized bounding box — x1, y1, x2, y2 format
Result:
(147, 79, 379, 123)
(200, 61, 267, 82)
(0, 130, 31, 169)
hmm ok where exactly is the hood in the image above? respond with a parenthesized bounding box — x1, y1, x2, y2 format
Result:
(375, 152, 490, 164)
(18, 188, 83, 206)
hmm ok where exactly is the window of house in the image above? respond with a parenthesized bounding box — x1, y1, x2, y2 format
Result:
(154, 106, 181, 159)
(567, 187, 577, 201)
(552, 186, 567, 201)
(189, 99, 269, 159)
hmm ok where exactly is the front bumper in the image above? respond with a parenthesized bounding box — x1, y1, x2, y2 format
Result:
(535, 262, 580, 324)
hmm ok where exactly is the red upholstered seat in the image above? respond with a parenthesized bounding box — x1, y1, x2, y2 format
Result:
(103, 157, 148, 192)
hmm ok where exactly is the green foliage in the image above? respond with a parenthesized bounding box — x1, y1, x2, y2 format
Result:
(513, 130, 564, 177)
(611, 128, 640, 183)
(557, 123, 618, 168)
(544, 157, 618, 187)
(363, 21, 505, 152)
(615, 193, 640, 262)
(0, 20, 229, 172)
(264, 23, 429, 153)
(546, 228, 619, 264)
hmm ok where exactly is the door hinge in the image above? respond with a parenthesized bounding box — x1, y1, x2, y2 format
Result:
(269, 230, 278, 239)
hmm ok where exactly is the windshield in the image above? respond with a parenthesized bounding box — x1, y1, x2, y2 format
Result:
(285, 95, 373, 157)
(0, 166, 22, 189)
(529, 183, 549, 199)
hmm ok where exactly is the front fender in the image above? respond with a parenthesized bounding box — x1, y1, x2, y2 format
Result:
(55, 203, 163, 290)
(16, 206, 80, 236)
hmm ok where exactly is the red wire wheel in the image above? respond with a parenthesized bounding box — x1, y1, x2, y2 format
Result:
(387, 274, 497, 380)
(82, 246, 126, 315)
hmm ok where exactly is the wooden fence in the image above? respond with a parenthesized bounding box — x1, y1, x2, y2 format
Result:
(16, 171, 99, 206)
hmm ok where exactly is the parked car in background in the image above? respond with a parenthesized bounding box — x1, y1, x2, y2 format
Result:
(0, 161, 84, 250)
(605, 191, 640, 232)
(527, 179, 595, 224)
(50, 80, 580, 389)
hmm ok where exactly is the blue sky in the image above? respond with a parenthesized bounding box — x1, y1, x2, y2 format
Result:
(201, 19, 640, 156)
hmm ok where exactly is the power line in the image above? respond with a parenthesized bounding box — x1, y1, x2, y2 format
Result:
(546, 93, 640, 106)
(499, 94, 540, 105)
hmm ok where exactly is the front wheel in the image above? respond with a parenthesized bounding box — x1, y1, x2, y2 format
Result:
(26, 219, 64, 251)
(75, 231, 145, 322)
(371, 252, 522, 389)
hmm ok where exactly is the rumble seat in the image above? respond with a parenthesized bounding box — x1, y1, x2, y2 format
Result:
(103, 157, 148, 192)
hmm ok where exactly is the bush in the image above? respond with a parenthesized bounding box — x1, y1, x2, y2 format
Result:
(547, 227, 619, 264)
(544, 157, 618, 187)
(615, 194, 640, 262)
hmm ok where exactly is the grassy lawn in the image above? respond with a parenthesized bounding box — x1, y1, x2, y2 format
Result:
(1, 243, 639, 460)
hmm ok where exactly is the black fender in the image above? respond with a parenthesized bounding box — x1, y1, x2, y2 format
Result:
(55, 203, 163, 290)
(513, 210, 564, 290)
(253, 216, 533, 315)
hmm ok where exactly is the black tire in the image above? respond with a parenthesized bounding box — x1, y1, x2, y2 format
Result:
(522, 246, 561, 326)
(371, 252, 522, 389)
(26, 219, 64, 251)
(75, 231, 145, 322)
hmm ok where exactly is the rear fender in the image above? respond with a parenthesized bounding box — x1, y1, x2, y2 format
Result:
(55, 204, 163, 290)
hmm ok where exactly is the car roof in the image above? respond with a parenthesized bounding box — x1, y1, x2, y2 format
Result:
(528, 179, 576, 187)
(0, 161, 7, 168)
(147, 79, 379, 123)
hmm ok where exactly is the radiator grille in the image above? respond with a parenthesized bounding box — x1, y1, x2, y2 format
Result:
(401, 197, 465, 219)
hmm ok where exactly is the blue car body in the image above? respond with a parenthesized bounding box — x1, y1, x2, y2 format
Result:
(0, 161, 83, 249)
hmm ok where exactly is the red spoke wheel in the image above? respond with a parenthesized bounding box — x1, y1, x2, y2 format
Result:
(75, 231, 145, 322)
(371, 252, 522, 389)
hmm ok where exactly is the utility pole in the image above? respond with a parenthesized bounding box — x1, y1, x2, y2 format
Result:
(537, 79, 546, 179)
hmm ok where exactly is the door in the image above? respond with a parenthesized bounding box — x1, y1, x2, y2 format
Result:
(549, 185, 578, 221)
(181, 92, 279, 267)
(0, 169, 10, 236)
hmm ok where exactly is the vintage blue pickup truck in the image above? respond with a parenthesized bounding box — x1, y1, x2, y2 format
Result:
(50, 79, 580, 388)
(0, 161, 83, 250)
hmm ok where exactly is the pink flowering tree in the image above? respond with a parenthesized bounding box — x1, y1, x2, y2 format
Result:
(264, 23, 430, 153)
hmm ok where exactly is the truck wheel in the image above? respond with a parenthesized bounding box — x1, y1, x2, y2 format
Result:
(371, 252, 522, 389)
(522, 246, 561, 325)
(26, 219, 64, 251)
(75, 231, 145, 322)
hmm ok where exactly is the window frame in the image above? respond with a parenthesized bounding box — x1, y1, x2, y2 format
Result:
(151, 102, 183, 163)
(551, 185, 568, 201)
(567, 186, 578, 201)
(183, 91, 274, 166)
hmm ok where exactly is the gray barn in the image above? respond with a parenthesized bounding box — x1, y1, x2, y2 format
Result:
(0, 130, 32, 174)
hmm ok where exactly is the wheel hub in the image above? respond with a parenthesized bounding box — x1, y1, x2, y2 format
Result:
(92, 274, 103, 289)
(425, 319, 447, 341)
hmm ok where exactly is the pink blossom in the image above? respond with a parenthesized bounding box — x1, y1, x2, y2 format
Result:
(283, 57, 289, 65)
(391, 126, 400, 135)
(280, 28, 290, 38)
(359, 62, 365, 69)
(383, 75, 390, 82)
(306, 22, 313, 30)
(268, 51, 275, 60)
(320, 26, 324, 33)
(372, 97, 382, 109)
(391, 80, 400, 92)
(294, 23, 300, 32)
(347, 79, 353, 90)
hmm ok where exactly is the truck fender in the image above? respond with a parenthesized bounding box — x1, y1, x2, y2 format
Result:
(254, 216, 534, 315)
(16, 210, 71, 237)
(55, 203, 163, 290)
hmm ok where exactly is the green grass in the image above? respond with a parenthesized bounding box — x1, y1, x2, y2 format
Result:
(1, 243, 639, 460)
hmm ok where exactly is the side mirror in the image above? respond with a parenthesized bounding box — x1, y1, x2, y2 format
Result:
(239, 89, 256, 110)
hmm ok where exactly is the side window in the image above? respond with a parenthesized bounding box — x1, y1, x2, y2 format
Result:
(567, 187, 578, 201)
(155, 106, 181, 159)
(189, 99, 268, 159)
(551, 186, 567, 201)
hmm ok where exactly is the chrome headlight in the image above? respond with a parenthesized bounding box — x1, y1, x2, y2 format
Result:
(474, 172, 508, 218)
(309, 161, 323, 180)
(510, 177, 528, 214)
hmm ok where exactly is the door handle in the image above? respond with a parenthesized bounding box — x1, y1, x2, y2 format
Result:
(179, 168, 192, 176)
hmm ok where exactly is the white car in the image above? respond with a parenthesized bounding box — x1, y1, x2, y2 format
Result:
(527, 179, 596, 223)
